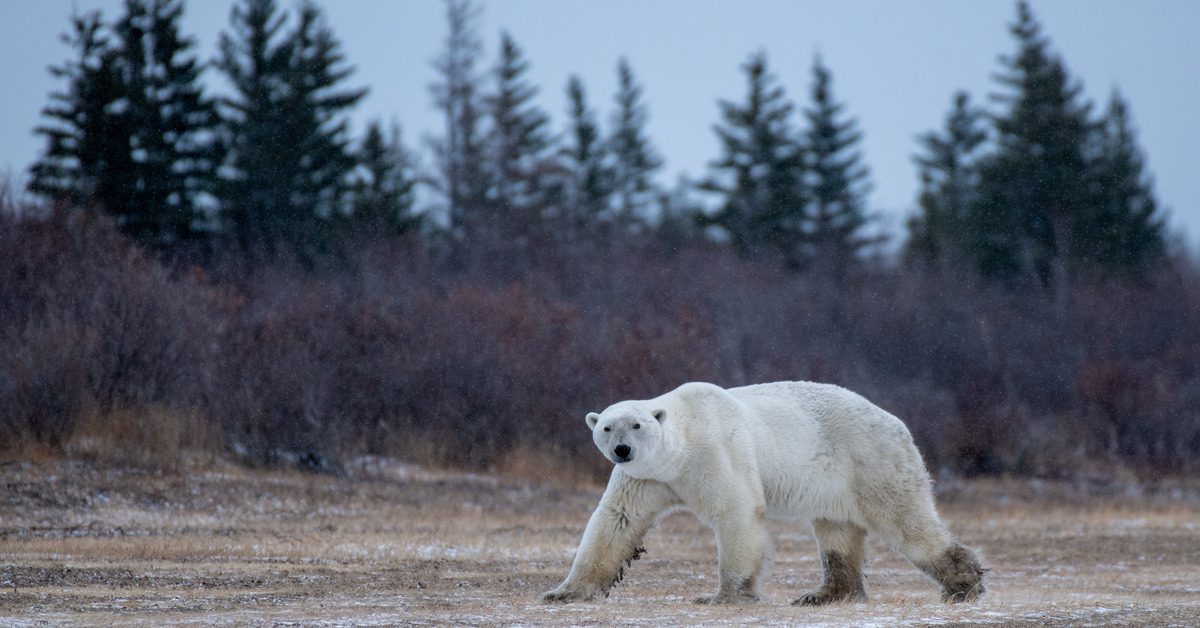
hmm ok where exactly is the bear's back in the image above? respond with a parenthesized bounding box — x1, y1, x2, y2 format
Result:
(728, 380, 892, 421)
(726, 380, 914, 453)
(661, 380, 912, 457)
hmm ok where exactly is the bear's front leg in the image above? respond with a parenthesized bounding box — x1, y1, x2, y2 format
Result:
(693, 505, 769, 605)
(541, 469, 680, 603)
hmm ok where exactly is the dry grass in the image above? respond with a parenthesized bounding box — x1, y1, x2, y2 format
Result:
(2, 457, 1199, 626)
(62, 405, 223, 472)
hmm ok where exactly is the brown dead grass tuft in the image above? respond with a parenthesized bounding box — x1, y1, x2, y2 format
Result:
(63, 404, 223, 471)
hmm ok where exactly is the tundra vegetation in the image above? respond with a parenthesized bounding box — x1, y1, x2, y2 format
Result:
(6, 0, 1197, 480)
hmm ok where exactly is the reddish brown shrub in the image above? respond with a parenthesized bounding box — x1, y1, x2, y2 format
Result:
(3, 209, 1199, 478)
(0, 213, 217, 452)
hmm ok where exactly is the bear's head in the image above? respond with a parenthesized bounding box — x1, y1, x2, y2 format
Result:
(585, 404, 667, 477)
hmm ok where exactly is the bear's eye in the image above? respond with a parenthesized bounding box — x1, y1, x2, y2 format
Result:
(633, 423, 640, 429)
(603, 426, 611, 432)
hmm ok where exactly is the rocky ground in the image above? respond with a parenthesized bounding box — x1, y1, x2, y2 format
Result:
(2, 457, 1199, 626)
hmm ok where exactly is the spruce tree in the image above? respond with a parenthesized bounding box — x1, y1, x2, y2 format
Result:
(799, 56, 873, 276)
(216, 0, 293, 256)
(112, 0, 220, 250)
(907, 91, 987, 270)
(348, 120, 418, 236)
(284, 2, 366, 222)
(31, 2, 218, 252)
(973, 0, 1094, 286)
(561, 74, 613, 236)
(485, 31, 552, 227)
(30, 11, 130, 210)
(1079, 90, 1165, 275)
(609, 57, 662, 227)
(657, 176, 706, 249)
(702, 52, 805, 263)
(430, 0, 488, 239)
(217, 0, 365, 260)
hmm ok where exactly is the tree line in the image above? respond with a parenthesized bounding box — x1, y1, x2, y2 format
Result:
(29, 0, 1167, 283)
(9, 0, 1194, 477)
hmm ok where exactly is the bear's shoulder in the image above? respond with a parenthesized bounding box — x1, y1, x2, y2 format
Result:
(667, 381, 728, 399)
(660, 382, 744, 412)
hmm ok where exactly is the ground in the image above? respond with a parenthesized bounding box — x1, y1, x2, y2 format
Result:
(1, 457, 1199, 627)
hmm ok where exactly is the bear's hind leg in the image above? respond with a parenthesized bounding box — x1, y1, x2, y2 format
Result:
(868, 489, 986, 603)
(793, 519, 867, 606)
(915, 542, 986, 603)
(886, 512, 986, 603)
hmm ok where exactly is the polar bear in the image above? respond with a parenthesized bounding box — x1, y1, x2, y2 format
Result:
(541, 381, 985, 605)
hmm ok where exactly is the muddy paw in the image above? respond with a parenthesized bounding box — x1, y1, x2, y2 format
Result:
(942, 580, 985, 604)
(792, 588, 866, 606)
(540, 585, 602, 604)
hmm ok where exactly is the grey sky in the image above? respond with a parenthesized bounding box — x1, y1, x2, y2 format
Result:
(2, 1, 1198, 247)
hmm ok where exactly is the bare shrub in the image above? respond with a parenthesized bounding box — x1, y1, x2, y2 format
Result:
(3, 206, 1198, 478)
(0, 213, 218, 459)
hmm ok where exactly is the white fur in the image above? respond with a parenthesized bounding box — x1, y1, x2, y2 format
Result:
(541, 381, 962, 604)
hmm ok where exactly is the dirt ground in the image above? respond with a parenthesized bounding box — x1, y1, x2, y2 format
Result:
(2, 457, 1199, 627)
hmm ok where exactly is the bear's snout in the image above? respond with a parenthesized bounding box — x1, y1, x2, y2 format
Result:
(613, 444, 632, 461)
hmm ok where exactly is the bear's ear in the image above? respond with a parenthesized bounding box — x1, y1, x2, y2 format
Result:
(585, 412, 601, 430)
(652, 409, 667, 422)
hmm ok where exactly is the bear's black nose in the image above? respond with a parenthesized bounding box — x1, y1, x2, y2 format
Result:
(614, 444, 631, 459)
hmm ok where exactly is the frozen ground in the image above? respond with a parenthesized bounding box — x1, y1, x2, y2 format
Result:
(2, 456, 1199, 626)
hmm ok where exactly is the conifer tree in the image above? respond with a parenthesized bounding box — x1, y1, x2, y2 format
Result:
(907, 92, 987, 270)
(430, 0, 488, 239)
(487, 32, 551, 200)
(799, 56, 873, 276)
(702, 52, 805, 263)
(348, 120, 418, 236)
(973, 0, 1094, 286)
(1079, 90, 1165, 274)
(561, 74, 613, 235)
(609, 57, 662, 227)
(216, 0, 293, 255)
(30, 11, 130, 210)
(31, 2, 218, 251)
(113, 0, 220, 250)
(485, 31, 552, 227)
(217, 0, 365, 260)
(284, 2, 367, 223)
(657, 176, 706, 249)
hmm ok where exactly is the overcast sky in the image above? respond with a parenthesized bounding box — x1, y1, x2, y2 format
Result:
(2, 1, 1198, 248)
